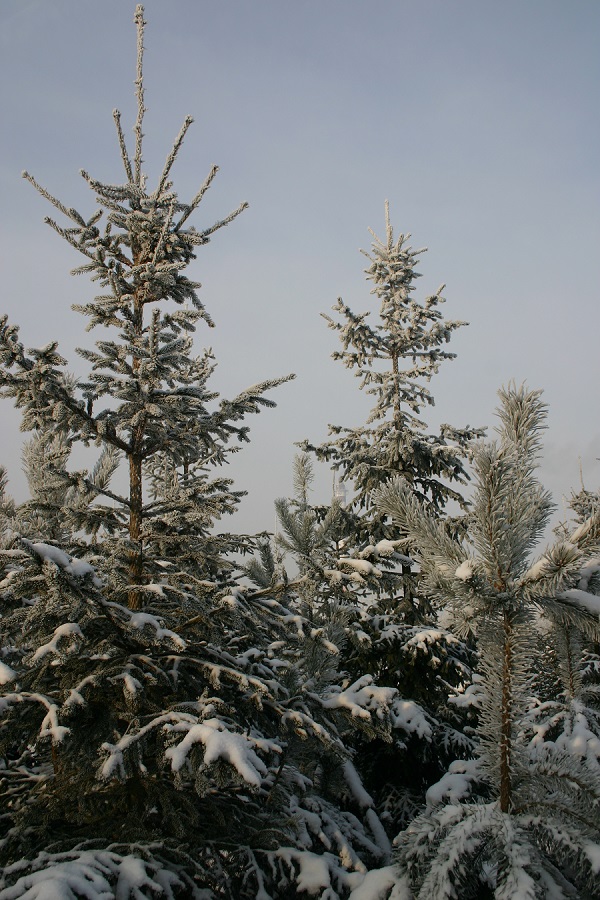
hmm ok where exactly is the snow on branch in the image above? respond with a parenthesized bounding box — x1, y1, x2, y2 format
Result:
(0, 692, 69, 744)
(164, 717, 282, 787)
(320, 675, 396, 722)
(30, 623, 83, 663)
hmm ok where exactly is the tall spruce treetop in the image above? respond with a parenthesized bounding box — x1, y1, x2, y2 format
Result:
(0, 5, 291, 609)
(304, 202, 482, 532)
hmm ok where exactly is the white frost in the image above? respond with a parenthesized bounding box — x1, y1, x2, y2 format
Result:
(275, 849, 332, 895)
(348, 866, 401, 900)
(390, 698, 432, 739)
(426, 758, 480, 807)
(342, 759, 374, 809)
(115, 855, 163, 899)
(583, 841, 600, 874)
(321, 676, 396, 721)
(127, 611, 186, 649)
(338, 557, 382, 578)
(578, 558, 600, 591)
(23, 540, 101, 585)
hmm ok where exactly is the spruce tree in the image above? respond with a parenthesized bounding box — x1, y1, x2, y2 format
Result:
(0, 8, 403, 897)
(374, 384, 600, 898)
(299, 208, 485, 829)
(0, 4, 292, 611)
(303, 201, 482, 542)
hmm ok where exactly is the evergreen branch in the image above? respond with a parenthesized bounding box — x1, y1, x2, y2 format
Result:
(64, 397, 131, 454)
(150, 199, 177, 271)
(42, 217, 97, 261)
(59, 471, 131, 510)
(517, 801, 600, 834)
(195, 201, 249, 241)
(112, 109, 134, 183)
(156, 116, 194, 198)
(175, 164, 219, 231)
(79, 169, 145, 202)
(22, 171, 83, 225)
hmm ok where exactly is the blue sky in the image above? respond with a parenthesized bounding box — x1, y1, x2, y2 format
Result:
(1, 0, 599, 536)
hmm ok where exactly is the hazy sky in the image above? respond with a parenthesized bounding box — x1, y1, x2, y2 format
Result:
(1, 0, 599, 538)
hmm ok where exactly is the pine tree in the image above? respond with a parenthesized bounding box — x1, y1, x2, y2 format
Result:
(522, 487, 600, 779)
(374, 384, 600, 898)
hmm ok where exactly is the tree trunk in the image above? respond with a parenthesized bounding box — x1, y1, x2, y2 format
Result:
(127, 289, 144, 610)
(128, 451, 144, 610)
(564, 626, 575, 700)
(499, 610, 513, 813)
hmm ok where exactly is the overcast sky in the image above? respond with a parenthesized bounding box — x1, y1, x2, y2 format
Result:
(1, 0, 599, 538)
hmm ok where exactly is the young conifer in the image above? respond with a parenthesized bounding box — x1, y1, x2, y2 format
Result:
(299, 210, 485, 828)
(374, 384, 600, 898)
(303, 203, 482, 537)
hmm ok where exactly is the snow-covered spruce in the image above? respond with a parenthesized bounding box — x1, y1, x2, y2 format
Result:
(301, 201, 483, 555)
(0, 525, 403, 897)
(0, 1, 294, 613)
(0, 5, 399, 897)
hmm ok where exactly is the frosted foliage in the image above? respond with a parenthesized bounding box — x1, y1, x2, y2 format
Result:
(321, 676, 396, 721)
(342, 761, 374, 810)
(375, 384, 600, 898)
(558, 588, 600, 618)
(390, 700, 431, 739)
(2, 2, 600, 897)
(584, 842, 600, 873)
(425, 759, 479, 807)
(301, 203, 483, 538)
(0, 0, 293, 614)
(30, 623, 83, 663)
(347, 866, 400, 900)
(0, 849, 212, 899)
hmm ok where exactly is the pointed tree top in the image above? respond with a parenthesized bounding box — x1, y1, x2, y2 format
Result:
(384, 198, 392, 246)
(134, 4, 147, 186)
